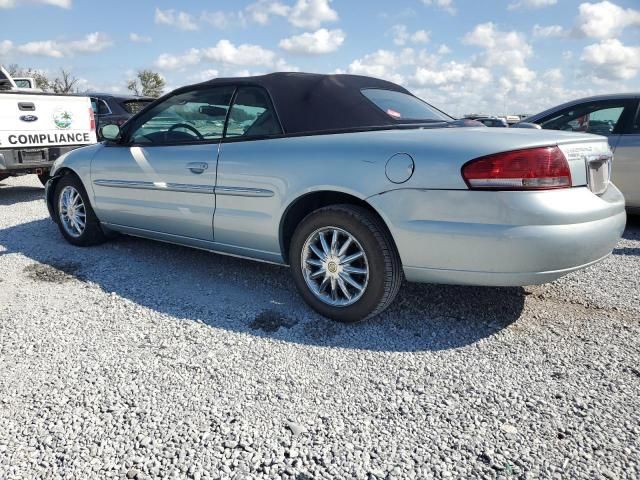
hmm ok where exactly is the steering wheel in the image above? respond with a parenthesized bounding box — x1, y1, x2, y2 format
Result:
(168, 123, 204, 140)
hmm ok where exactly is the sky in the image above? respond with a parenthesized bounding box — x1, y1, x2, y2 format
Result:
(0, 0, 639, 117)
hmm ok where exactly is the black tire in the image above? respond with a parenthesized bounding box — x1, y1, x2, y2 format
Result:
(0, 174, 9, 182)
(53, 174, 106, 246)
(289, 204, 403, 322)
(38, 172, 50, 186)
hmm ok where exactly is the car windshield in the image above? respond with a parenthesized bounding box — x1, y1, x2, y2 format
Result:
(361, 89, 451, 122)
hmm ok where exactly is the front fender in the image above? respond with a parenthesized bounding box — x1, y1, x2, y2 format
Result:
(46, 143, 103, 220)
(44, 174, 62, 221)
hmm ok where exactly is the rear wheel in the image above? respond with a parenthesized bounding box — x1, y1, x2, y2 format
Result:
(289, 204, 402, 322)
(54, 174, 106, 246)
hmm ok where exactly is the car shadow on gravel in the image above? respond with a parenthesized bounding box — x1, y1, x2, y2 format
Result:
(0, 219, 526, 352)
(0, 183, 44, 206)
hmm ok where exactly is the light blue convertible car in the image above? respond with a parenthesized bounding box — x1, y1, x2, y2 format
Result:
(45, 73, 626, 322)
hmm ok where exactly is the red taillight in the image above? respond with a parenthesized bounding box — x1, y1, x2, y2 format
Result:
(461, 146, 571, 190)
(89, 107, 95, 131)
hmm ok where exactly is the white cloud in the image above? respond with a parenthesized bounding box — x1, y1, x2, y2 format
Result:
(16, 40, 64, 57)
(154, 39, 296, 74)
(0, 0, 70, 8)
(155, 48, 201, 70)
(348, 48, 418, 85)
(508, 0, 557, 10)
(0, 40, 13, 56)
(532, 24, 566, 38)
(412, 61, 492, 86)
(188, 69, 220, 83)
(420, 0, 456, 15)
(154, 8, 198, 31)
(289, 0, 338, 29)
(129, 33, 152, 43)
(391, 25, 430, 46)
(65, 32, 112, 54)
(245, 0, 289, 24)
(464, 22, 533, 74)
(279, 28, 345, 54)
(437, 44, 451, 55)
(200, 10, 246, 29)
(581, 38, 640, 80)
(14, 32, 112, 58)
(543, 68, 563, 83)
(576, 1, 640, 39)
(180, 0, 338, 30)
(202, 40, 277, 67)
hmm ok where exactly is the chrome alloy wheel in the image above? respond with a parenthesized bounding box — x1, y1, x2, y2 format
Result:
(301, 226, 370, 307)
(58, 185, 86, 238)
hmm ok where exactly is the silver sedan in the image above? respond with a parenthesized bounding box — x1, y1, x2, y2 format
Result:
(45, 73, 626, 322)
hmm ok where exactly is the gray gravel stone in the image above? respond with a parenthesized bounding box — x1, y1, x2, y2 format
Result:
(0, 176, 639, 479)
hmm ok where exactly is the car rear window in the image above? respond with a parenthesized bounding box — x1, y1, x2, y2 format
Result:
(121, 100, 153, 115)
(361, 88, 451, 122)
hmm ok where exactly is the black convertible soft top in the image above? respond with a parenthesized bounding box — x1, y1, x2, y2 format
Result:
(199, 72, 421, 135)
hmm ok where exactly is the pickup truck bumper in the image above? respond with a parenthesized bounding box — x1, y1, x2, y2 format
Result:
(0, 145, 84, 174)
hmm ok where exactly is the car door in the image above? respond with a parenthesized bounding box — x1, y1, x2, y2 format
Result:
(536, 99, 638, 153)
(212, 86, 287, 262)
(612, 99, 640, 208)
(91, 85, 235, 242)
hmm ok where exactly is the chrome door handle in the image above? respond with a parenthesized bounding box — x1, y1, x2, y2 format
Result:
(186, 162, 208, 174)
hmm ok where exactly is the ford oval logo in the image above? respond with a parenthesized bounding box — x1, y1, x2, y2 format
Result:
(20, 115, 38, 122)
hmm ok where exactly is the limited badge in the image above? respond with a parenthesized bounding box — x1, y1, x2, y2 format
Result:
(53, 108, 73, 129)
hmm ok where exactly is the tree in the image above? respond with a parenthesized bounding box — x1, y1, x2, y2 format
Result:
(51, 69, 79, 94)
(127, 70, 165, 97)
(7, 64, 51, 91)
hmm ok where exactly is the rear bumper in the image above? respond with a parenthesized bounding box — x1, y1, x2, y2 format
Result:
(0, 145, 85, 173)
(368, 185, 626, 286)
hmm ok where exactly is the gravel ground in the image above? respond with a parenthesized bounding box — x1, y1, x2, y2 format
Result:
(0, 175, 638, 480)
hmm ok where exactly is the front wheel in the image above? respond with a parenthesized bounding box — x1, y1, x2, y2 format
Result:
(289, 204, 403, 322)
(54, 174, 106, 246)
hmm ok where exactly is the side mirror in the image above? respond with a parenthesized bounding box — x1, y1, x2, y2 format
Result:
(512, 122, 542, 129)
(100, 124, 121, 141)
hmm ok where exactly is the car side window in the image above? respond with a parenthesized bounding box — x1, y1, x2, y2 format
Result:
(127, 86, 235, 145)
(225, 87, 282, 139)
(539, 101, 630, 136)
(97, 99, 111, 115)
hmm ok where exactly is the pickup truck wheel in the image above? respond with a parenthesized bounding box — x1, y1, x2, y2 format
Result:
(38, 172, 50, 186)
(54, 174, 106, 246)
(289, 204, 402, 323)
(0, 174, 9, 183)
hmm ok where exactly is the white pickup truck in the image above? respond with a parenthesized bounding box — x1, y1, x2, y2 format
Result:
(0, 66, 97, 185)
